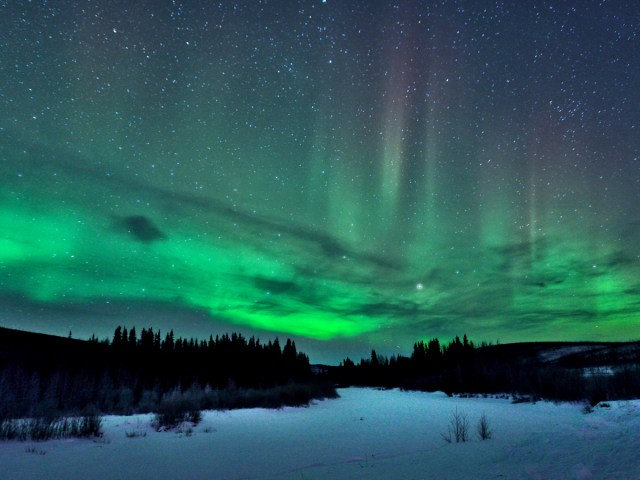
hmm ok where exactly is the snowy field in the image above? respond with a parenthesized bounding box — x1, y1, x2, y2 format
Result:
(2, 388, 639, 480)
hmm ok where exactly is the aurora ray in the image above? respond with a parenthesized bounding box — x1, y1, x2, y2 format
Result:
(1, 1, 639, 362)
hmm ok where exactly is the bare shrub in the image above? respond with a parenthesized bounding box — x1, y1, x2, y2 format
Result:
(153, 389, 201, 431)
(0, 414, 102, 441)
(25, 446, 46, 455)
(442, 407, 469, 443)
(78, 410, 103, 438)
(477, 411, 492, 440)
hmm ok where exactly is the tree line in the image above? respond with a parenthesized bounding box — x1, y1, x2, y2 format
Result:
(334, 335, 478, 391)
(0, 326, 334, 419)
(98, 325, 312, 391)
(331, 335, 640, 404)
(3, 325, 640, 422)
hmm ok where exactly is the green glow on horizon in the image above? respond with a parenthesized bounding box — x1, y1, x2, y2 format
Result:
(2, 181, 639, 344)
(0, 196, 386, 339)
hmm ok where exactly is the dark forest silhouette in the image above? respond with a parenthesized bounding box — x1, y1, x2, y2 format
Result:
(331, 335, 640, 405)
(3, 326, 640, 428)
(0, 326, 336, 421)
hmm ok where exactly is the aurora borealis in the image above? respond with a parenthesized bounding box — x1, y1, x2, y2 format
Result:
(1, 1, 639, 362)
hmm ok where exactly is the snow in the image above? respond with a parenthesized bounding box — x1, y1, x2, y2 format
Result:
(583, 366, 615, 377)
(2, 388, 640, 479)
(537, 345, 599, 362)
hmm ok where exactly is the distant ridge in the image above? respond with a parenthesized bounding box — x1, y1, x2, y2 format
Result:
(477, 340, 640, 369)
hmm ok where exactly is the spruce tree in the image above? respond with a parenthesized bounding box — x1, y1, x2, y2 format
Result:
(112, 326, 122, 348)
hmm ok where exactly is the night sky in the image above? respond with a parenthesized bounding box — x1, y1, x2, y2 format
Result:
(1, 1, 639, 363)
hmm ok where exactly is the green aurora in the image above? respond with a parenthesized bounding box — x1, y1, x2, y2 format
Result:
(1, 1, 639, 361)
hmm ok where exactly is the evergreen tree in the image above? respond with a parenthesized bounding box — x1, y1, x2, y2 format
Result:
(129, 327, 137, 347)
(283, 339, 297, 364)
(162, 330, 174, 352)
(371, 349, 379, 367)
(112, 326, 122, 348)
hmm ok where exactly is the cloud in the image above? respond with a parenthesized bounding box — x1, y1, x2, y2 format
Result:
(116, 215, 166, 243)
(252, 276, 301, 295)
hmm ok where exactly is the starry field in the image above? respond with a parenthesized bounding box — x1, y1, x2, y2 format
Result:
(1, 1, 639, 362)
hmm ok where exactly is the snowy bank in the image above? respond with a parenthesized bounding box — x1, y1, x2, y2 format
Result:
(1, 388, 639, 479)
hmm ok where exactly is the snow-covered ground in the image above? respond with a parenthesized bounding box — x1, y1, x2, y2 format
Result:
(2, 388, 639, 479)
